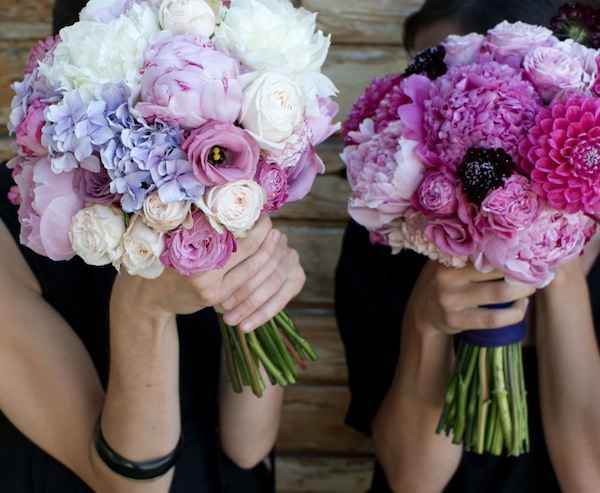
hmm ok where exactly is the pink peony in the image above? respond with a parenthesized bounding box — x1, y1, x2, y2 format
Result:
(306, 97, 340, 147)
(413, 170, 457, 217)
(161, 210, 237, 275)
(8, 186, 21, 206)
(524, 46, 593, 101)
(24, 36, 59, 75)
(443, 33, 484, 67)
(394, 75, 432, 142)
(423, 62, 542, 171)
(14, 158, 84, 260)
(183, 121, 260, 187)
(477, 175, 540, 239)
(255, 161, 288, 213)
(478, 209, 593, 287)
(342, 74, 403, 145)
(136, 34, 242, 129)
(520, 94, 600, 214)
(15, 100, 48, 158)
(343, 120, 424, 230)
(483, 21, 557, 68)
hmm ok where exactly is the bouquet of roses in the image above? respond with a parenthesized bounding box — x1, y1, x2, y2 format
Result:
(6, 0, 340, 397)
(342, 3, 600, 456)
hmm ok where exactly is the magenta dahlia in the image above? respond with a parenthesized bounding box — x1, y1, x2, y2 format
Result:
(520, 94, 600, 214)
(422, 62, 543, 171)
(342, 74, 403, 145)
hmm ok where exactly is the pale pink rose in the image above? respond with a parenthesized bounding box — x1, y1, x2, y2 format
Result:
(524, 46, 591, 100)
(15, 100, 48, 158)
(160, 210, 237, 275)
(443, 33, 484, 66)
(413, 171, 457, 217)
(477, 175, 539, 239)
(15, 158, 84, 260)
(483, 21, 557, 68)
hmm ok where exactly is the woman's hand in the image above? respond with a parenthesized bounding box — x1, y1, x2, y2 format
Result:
(408, 261, 536, 336)
(112, 216, 305, 332)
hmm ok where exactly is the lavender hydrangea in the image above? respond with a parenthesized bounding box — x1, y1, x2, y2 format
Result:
(42, 83, 132, 173)
(8, 69, 57, 134)
(102, 120, 203, 213)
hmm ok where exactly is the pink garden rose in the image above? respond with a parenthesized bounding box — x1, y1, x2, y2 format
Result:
(15, 100, 48, 157)
(477, 209, 594, 287)
(477, 175, 540, 239)
(160, 210, 236, 275)
(24, 36, 59, 75)
(443, 33, 484, 66)
(183, 121, 260, 187)
(136, 34, 242, 129)
(483, 21, 557, 68)
(77, 168, 118, 206)
(255, 161, 288, 212)
(14, 157, 84, 260)
(524, 46, 592, 101)
(414, 171, 457, 217)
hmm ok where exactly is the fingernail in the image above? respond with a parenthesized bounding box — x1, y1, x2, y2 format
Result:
(240, 321, 253, 332)
(224, 313, 239, 326)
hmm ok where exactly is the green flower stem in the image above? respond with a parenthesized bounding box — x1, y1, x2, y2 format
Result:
(255, 326, 292, 383)
(219, 318, 242, 393)
(247, 332, 288, 387)
(238, 327, 264, 397)
(517, 345, 530, 452)
(493, 347, 513, 452)
(465, 368, 479, 451)
(277, 313, 318, 361)
(227, 324, 251, 387)
(453, 347, 479, 444)
(268, 321, 299, 379)
(476, 348, 491, 454)
(485, 401, 497, 453)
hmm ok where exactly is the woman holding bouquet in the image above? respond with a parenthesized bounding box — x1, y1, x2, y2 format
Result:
(0, 1, 307, 492)
(336, 0, 600, 492)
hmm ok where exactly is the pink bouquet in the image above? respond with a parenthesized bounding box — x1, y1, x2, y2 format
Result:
(7, 0, 340, 397)
(342, 4, 600, 456)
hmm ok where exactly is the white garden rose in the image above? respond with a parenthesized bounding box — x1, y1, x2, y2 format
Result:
(40, 2, 160, 100)
(69, 205, 125, 266)
(159, 0, 216, 38)
(197, 180, 266, 238)
(241, 72, 305, 151)
(143, 192, 192, 233)
(214, 0, 337, 112)
(121, 216, 165, 279)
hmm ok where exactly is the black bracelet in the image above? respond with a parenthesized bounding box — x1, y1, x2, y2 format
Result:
(94, 417, 183, 481)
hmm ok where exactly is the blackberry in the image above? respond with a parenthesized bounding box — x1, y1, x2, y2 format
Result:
(551, 2, 600, 49)
(403, 45, 447, 80)
(458, 148, 515, 205)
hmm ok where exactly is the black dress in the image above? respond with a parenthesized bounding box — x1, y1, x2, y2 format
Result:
(335, 219, 600, 493)
(0, 165, 274, 492)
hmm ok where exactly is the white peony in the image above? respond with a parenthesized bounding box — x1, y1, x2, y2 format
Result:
(40, 2, 160, 100)
(241, 72, 305, 151)
(142, 192, 192, 233)
(197, 180, 265, 238)
(214, 0, 337, 113)
(69, 205, 126, 266)
(80, 0, 134, 22)
(120, 216, 165, 279)
(159, 0, 216, 38)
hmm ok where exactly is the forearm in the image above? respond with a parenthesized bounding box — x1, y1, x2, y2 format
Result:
(219, 354, 284, 469)
(92, 277, 181, 493)
(373, 311, 461, 493)
(536, 262, 600, 492)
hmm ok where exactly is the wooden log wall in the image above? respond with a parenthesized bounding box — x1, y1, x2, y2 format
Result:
(0, 1, 422, 490)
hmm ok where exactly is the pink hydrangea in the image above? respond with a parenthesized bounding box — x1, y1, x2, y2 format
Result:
(476, 175, 540, 239)
(24, 36, 59, 75)
(342, 120, 424, 230)
(520, 94, 600, 214)
(478, 209, 594, 287)
(422, 62, 543, 171)
(342, 74, 403, 145)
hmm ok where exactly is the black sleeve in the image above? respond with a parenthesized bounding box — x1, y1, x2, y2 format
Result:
(335, 220, 426, 435)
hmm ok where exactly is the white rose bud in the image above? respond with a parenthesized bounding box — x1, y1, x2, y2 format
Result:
(70, 205, 126, 266)
(143, 192, 192, 233)
(241, 72, 305, 152)
(121, 216, 166, 279)
(197, 180, 266, 238)
(159, 0, 216, 38)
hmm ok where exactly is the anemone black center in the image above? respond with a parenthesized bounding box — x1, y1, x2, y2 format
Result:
(403, 45, 448, 80)
(458, 148, 515, 205)
(208, 146, 227, 166)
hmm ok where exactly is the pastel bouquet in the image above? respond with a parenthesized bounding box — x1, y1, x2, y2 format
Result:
(7, 0, 340, 397)
(342, 3, 600, 456)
